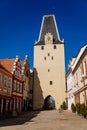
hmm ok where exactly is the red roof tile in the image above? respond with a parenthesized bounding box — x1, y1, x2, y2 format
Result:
(0, 59, 15, 73)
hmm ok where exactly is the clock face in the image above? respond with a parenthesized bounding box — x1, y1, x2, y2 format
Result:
(47, 36, 51, 41)
(45, 33, 53, 44)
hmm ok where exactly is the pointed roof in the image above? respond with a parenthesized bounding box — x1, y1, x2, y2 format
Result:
(35, 15, 63, 45)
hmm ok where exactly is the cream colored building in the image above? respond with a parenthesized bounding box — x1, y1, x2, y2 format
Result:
(33, 15, 66, 110)
(66, 45, 87, 109)
(72, 45, 87, 105)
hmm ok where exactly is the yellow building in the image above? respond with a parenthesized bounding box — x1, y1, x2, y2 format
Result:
(33, 15, 66, 110)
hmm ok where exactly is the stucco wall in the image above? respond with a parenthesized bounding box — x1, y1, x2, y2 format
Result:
(33, 43, 66, 110)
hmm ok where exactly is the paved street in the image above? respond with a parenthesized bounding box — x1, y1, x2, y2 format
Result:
(0, 110, 87, 130)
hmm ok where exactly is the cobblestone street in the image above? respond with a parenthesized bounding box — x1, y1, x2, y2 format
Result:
(0, 110, 87, 130)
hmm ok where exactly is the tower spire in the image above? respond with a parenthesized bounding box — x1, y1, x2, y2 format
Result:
(39, 15, 60, 42)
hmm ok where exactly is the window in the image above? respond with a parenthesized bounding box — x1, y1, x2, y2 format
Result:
(14, 80, 16, 90)
(8, 78, 12, 88)
(44, 57, 46, 60)
(18, 70, 21, 78)
(51, 56, 53, 60)
(4, 76, 7, 87)
(0, 74, 2, 85)
(48, 53, 50, 56)
(20, 83, 22, 93)
(50, 81, 53, 85)
(17, 82, 19, 92)
(80, 63, 84, 75)
(84, 60, 87, 76)
(54, 45, 57, 49)
(76, 73, 78, 85)
(41, 46, 44, 50)
(48, 69, 50, 72)
(18, 61, 20, 66)
(16, 98, 19, 109)
(9, 78, 12, 88)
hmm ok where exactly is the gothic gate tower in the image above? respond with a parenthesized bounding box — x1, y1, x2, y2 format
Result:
(33, 15, 66, 110)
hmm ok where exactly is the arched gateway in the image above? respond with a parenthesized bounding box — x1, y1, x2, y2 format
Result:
(44, 95, 55, 110)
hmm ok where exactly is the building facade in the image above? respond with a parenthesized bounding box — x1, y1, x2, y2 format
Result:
(0, 56, 23, 114)
(72, 45, 87, 105)
(66, 58, 76, 110)
(22, 55, 30, 111)
(29, 70, 33, 110)
(0, 64, 12, 115)
(12, 56, 23, 113)
(66, 45, 87, 110)
(33, 15, 66, 110)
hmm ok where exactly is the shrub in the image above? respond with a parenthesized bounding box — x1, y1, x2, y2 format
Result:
(81, 105, 87, 118)
(61, 101, 67, 110)
(74, 103, 87, 118)
(71, 103, 76, 113)
(84, 106, 87, 118)
(76, 103, 81, 114)
(80, 103, 85, 116)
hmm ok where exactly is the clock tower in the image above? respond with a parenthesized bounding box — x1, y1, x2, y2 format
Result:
(33, 15, 66, 110)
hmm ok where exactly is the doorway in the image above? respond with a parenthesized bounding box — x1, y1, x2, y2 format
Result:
(44, 95, 55, 110)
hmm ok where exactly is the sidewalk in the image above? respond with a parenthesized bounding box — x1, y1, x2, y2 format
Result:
(0, 110, 30, 121)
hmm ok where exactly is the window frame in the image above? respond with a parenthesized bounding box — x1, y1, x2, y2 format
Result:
(0, 73, 2, 86)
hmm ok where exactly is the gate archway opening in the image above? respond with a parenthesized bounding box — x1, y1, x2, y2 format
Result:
(44, 95, 55, 110)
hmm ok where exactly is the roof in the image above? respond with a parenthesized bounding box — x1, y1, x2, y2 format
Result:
(0, 63, 12, 74)
(0, 59, 15, 73)
(35, 15, 63, 45)
(72, 45, 87, 71)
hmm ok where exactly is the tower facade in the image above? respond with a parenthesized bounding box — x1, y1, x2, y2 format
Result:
(33, 15, 66, 110)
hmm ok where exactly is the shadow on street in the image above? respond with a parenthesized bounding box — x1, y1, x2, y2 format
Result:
(0, 111, 40, 127)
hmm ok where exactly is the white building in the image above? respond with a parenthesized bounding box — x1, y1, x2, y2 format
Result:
(66, 45, 87, 110)
(66, 58, 76, 110)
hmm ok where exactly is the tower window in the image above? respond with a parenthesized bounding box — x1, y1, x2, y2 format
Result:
(48, 53, 50, 56)
(44, 57, 46, 60)
(48, 69, 50, 72)
(51, 56, 53, 60)
(54, 45, 57, 49)
(41, 46, 44, 50)
(49, 81, 53, 85)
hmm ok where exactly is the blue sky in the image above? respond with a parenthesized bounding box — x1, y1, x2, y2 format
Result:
(0, 0, 87, 72)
